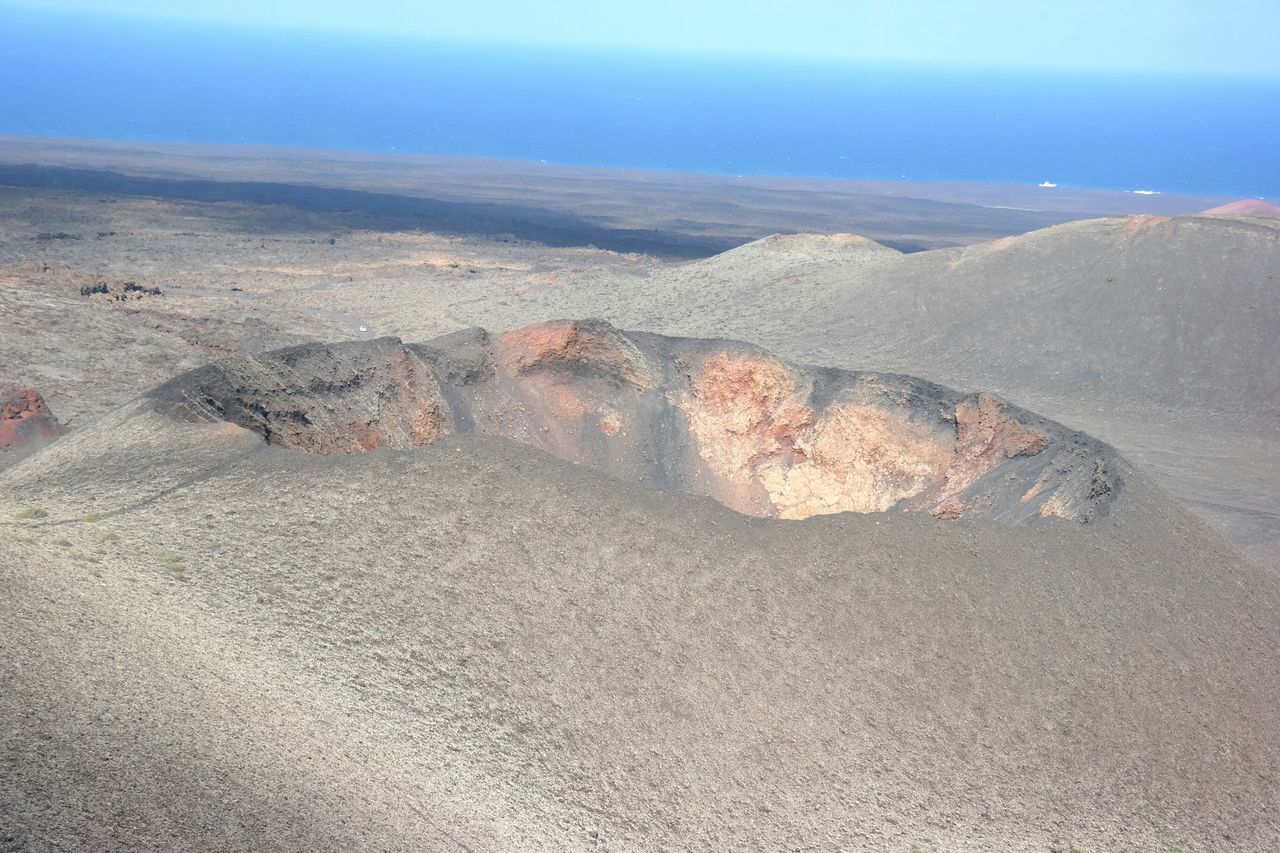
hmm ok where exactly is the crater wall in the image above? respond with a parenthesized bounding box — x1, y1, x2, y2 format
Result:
(148, 319, 1124, 524)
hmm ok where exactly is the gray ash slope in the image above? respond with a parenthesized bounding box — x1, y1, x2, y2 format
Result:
(4, 326, 1280, 850)
(536, 214, 1280, 561)
(2, 174, 1278, 849)
(146, 320, 1126, 524)
(601, 215, 1280, 419)
(5, 186, 1272, 557)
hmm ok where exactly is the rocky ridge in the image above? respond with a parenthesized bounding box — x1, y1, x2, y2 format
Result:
(148, 319, 1125, 524)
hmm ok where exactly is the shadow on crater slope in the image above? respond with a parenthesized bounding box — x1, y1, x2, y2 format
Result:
(148, 320, 1124, 524)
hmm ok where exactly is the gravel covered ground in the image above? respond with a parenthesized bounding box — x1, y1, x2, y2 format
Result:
(2, 155, 1278, 849)
(3, 411, 1278, 850)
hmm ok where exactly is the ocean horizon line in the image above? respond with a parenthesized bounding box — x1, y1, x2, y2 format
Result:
(0, 133, 1265, 204)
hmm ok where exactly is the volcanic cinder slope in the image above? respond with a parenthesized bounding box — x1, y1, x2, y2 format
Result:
(2, 322, 1278, 850)
(4, 184, 1273, 561)
(552, 214, 1280, 562)
(3, 151, 1278, 850)
(598, 215, 1280, 421)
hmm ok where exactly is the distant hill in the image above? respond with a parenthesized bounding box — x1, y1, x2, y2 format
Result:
(559, 214, 1280, 560)
(1201, 198, 1280, 217)
(627, 215, 1280, 421)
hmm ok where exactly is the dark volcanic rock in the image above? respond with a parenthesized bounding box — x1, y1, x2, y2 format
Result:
(147, 319, 1126, 524)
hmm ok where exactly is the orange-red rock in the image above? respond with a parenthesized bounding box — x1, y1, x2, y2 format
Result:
(0, 386, 68, 452)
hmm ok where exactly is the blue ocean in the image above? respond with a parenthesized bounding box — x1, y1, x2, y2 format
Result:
(2, 8, 1278, 197)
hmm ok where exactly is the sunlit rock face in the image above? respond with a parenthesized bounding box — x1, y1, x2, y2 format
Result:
(150, 319, 1123, 524)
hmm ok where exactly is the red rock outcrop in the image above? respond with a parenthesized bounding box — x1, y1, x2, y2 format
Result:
(149, 320, 1125, 525)
(496, 320, 657, 389)
(0, 386, 68, 452)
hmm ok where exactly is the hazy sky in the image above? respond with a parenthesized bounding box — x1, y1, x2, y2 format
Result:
(5, 0, 1280, 76)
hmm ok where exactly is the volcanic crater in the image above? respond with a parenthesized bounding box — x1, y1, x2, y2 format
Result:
(149, 319, 1124, 523)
